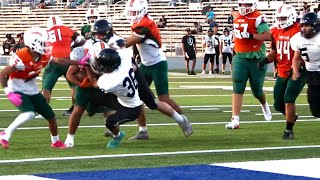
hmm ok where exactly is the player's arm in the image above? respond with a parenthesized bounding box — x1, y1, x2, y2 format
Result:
(85, 66, 98, 88)
(254, 15, 271, 41)
(219, 37, 223, 55)
(291, 50, 302, 80)
(125, 26, 148, 48)
(0, 66, 14, 88)
(66, 65, 82, 86)
(193, 37, 197, 53)
(71, 32, 86, 48)
(181, 37, 186, 55)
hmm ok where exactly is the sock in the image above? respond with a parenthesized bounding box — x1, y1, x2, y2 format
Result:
(286, 122, 295, 131)
(139, 126, 147, 132)
(172, 111, 184, 123)
(232, 115, 240, 123)
(66, 133, 74, 142)
(114, 131, 121, 138)
(68, 105, 74, 112)
(4, 112, 35, 141)
(51, 135, 59, 144)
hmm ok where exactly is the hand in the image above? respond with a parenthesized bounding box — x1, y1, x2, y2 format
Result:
(7, 92, 22, 106)
(292, 71, 300, 81)
(241, 32, 253, 39)
(78, 54, 90, 67)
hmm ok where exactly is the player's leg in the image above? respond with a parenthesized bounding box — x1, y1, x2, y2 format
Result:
(209, 54, 215, 75)
(228, 53, 233, 74)
(106, 105, 141, 148)
(42, 63, 60, 103)
(0, 93, 35, 149)
(283, 71, 306, 139)
(222, 53, 227, 74)
(63, 66, 76, 116)
(306, 71, 320, 117)
(225, 55, 248, 129)
(273, 77, 287, 115)
(185, 53, 190, 75)
(189, 51, 197, 75)
(214, 46, 220, 74)
(152, 61, 193, 136)
(32, 93, 65, 148)
(202, 54, 209, 75)
(248, 58, 272, 121)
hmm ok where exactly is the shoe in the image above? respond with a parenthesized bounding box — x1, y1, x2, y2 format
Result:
(179, 115, 193, 137)
(35, 114, 44, 119)
(208, 70, 213, 75)
(104, 129, 115, 137)
(62, 106, 74, 116)
(190, 71, 197, 75)
(201, 71, 206, 75)
(261, 103, 272, 121)
(282, 129, 294, 139)
(214, 69, 219, 74)
(0, 131, 9, 149)
(187, 71, 190, 75)
(107, 131, 125, 148)
(129, 131, 149, 140)
(51, 140, 67, 149)
(222, 71, 225, 75)
(225, 120, 240, 129)
(64, 140, 74, 148)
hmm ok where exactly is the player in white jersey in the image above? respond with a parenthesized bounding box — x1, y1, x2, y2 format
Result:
(90, 48, 142, 148)
(201, 28, 215, 75)
(292, 12, 320, 118)
(219, 27, 234, 74)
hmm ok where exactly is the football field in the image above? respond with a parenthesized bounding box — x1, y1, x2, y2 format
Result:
(0, 73, 320, 179)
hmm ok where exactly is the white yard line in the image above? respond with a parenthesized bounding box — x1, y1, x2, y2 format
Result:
(0, 145, 320, 164)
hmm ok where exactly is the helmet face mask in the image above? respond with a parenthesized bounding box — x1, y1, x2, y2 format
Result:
(24, 28, 52, 56)
(86, 8, 100, 26)
(238, 0, 257, 16)
(125, 0, 148, 24)
(91, 19, 113, 42)
(275, 5, 297, 29)
(300, 12, 320, 39)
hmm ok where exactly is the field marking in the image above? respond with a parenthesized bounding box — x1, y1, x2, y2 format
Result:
(0, 145, 320, 164)
(1, 119, 319, 131)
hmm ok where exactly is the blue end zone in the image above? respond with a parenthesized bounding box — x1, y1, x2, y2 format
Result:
(36, 164, 316, 180)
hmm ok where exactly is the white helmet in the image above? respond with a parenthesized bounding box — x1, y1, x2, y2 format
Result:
(47, 15, 63, 29)
(70, 47, 88, 62)
(85, 8, 100, 25)
(275, 5, 297, 29)
(89, 41, 110, 74)
(24, 28, 52, 55)
(125, 0, 148, 24)
(238, 0, 257, 16)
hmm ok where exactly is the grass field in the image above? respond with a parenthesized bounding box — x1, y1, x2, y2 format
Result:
(0, 73, 319, 176)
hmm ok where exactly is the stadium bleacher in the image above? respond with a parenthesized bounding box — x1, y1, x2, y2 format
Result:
(0, 0, 318, 56)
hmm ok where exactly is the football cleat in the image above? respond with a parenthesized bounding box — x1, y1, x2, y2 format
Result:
(261, 102, 272, 121)
(179, 115, 193, 137)
(0, 131, 9, 149)
(107, 131, 125, 148)
(51, 140, 67, 149)
(225, 120, 240, 129)
(129, 131, 149, 140)
(282, 129, 294, 139)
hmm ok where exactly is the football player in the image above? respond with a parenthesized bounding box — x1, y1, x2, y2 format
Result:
(81, 8, 100, 40)
(0, 28, 86, 149)
(258, 5, 306, 139)
(201, 28, 215, 75)
(225, 0, 272, 129)
(125, 0, 192, 139)
(292, 12, 320, 118)
(219, 27, 234, 74)
(39, 15, 86, 118)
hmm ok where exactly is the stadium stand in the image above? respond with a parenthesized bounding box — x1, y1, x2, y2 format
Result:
(0, 0, 319, 57)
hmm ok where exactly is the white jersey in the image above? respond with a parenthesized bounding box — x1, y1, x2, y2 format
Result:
(202, 35, 215, 54)
(291, 32, 320, 71)
(97, 49, 142, 108)
(219, 34, 233, 53)
(83, 34, 124, 50)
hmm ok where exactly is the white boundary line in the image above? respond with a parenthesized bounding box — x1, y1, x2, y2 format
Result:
(1, 119, 319, 131)
(1, 145, 320, 164)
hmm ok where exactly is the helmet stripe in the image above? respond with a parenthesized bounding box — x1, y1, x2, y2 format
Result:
(129, 0, 135, 6)
(278, 5, 283, 13)
(91, 8, 94, 15)
(52, 16, 56, 26)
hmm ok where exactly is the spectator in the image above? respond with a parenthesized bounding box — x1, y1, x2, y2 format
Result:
(191, 22, 203, 34)
(37, 0, 47, 9)
(10, 33, 25, 53)
(168, 0, 177, 7)
(2, 34, 15, 55)
(302, 1, 310, 14)
(181, 28, 197, 75)
(201, 28, 215, 75)
(209, 20, 217, 29)
(157, 15, 167, 28)
(228, 7, 237, 24)
(206, 7, 215, 24)
(65, 0, 84, 9)
(212, 24, 222, 74)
